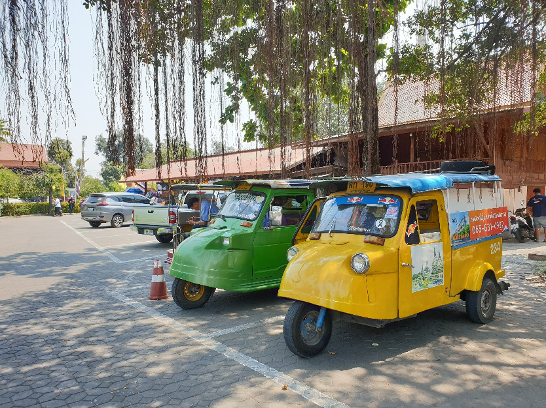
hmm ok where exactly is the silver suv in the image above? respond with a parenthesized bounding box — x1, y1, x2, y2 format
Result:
(81, 192, 151, 228)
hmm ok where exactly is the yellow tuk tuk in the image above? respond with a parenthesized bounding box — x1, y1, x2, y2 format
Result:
(279, 169, 510, 357)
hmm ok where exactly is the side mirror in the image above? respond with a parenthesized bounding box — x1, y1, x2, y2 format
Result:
(269, 206, 283, 227)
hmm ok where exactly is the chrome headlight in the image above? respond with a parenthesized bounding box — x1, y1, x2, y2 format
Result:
(287, 246, 299, 262)
(351, 253, 370, 274)
(222, 237, 230, 246)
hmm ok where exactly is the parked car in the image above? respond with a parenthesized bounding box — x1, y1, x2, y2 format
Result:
(131, 184, 229, 244)
(81, 192, 151, 228)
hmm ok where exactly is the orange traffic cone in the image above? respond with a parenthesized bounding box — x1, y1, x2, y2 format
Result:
(165, 249, 174, 265)
(149, 260, 168, 300)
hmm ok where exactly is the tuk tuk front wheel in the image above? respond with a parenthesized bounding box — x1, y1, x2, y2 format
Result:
(466, 277, 497, 324)
(172, 278, 215, 309)
(283, 301, 332, 358)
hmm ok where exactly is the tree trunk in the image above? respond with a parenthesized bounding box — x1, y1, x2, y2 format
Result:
(364, 0, 379, 175)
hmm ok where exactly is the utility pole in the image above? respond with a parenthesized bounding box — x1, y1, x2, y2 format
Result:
(80, 135, 87, 197)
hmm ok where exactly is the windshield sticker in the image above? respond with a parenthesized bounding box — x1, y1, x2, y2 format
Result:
(375, 219, 386, 229)
(335, 196, 400, 206)
(378, 197, 397, 205)
(410, 242, 444, 292)
(406, 222, 417, 237)
(386, 206, 399, 218)
(255, 196, 264, 203)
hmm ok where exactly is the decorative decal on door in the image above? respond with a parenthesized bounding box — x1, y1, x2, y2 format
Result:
(410, 242, 444, 292)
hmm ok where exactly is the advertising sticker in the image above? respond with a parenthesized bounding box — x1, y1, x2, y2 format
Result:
(468, 207, 509, 240)
(449, 206, 508, 245)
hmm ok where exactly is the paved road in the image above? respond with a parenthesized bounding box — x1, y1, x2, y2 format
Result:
(0, 215, 545, 407)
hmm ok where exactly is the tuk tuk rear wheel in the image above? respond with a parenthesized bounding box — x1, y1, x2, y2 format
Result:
(466, 277, 497, 324)
(172, 278, 215, 309)
(283, 301, 332, 358)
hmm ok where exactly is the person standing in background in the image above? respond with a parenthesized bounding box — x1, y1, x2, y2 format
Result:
(54, 197, 62, 216)
(527, 188, 546, 242)
(68, 196, 75, 214)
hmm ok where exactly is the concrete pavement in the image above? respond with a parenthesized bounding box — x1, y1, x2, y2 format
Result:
(0, 215, 545, 407)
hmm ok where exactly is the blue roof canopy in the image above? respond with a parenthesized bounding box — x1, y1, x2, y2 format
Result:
(310, 173, 501, 194)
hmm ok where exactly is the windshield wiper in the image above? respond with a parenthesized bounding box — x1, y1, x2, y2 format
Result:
(328, 217, 336, 237)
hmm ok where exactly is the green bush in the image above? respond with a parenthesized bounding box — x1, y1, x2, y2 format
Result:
(0, 201, 81, 216)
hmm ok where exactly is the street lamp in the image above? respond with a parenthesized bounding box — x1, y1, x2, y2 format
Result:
(80, 135, 87, 198)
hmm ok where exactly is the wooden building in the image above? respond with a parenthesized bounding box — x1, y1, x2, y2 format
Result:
(0, 143, 48, 173)
(124, 66, 544, 210)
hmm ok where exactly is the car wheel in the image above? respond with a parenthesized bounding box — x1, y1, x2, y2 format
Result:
(171, 278, 215, 309)
(466, 277, 497, 324)
(156, 234, 173, 244)
(283, 301, 332, 358)
(110, 213, 124, 228)
(89, 221, 101, 228)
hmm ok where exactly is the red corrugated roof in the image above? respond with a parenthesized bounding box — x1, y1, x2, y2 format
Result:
(0, 143, 48, 168)
(123, 145, 324, 183)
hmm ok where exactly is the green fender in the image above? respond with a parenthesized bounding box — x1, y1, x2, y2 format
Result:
(464, 262, 497, 292)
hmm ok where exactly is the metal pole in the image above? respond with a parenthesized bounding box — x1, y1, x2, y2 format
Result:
(80, 135, 87, 197)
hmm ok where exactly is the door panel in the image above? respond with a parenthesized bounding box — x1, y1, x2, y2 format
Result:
(252, 192, 312, 281)
(399, 196, 452, 318)
(292, 197, 326, 245)
(253, 226, 297, 281)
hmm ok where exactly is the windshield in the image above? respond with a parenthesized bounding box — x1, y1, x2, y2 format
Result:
(218, 191, 267, 221)
(313, 195, 402, 237)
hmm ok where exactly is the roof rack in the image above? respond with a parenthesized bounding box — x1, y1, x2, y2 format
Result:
(439, 160, 495, 175)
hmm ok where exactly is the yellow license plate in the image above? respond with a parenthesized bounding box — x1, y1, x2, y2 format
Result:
(236, 182, 252, 191)
(347, 181, 376, 194)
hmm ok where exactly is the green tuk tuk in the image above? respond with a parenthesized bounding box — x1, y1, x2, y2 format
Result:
(169, 180, 316, 309)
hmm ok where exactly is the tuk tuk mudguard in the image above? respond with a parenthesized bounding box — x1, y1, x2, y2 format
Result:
(463, 262, 506, 293)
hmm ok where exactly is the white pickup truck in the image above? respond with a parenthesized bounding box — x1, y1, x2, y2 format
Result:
(132, 188, 228, 244)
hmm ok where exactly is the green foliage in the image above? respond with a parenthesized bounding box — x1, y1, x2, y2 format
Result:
(41, 164, 65, 196)
(107, 181, 125, 192)
(85, 0, 409, 147)
(390, 0, 546, 137)
(80, 176, 105, 198)
(210, 140, 235, 155)
(515, 73, 546, 136)
(0, 167, 20, 200)
(0, 119, 9, 143)
(0, 201, 80, 216)
(18, 173, 44, 200)
(101, 162, 127, 186)
(47, 138, 73, 171)
(95, 131, 154, 168)
(140, 141, 195, 169)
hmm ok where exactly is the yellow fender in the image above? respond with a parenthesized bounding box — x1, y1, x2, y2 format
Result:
(464, 262, 501, 292)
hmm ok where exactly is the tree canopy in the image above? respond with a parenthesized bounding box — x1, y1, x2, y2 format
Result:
(2, 0, 545, 179)
(47, 138, 73, 171)
(391, 0, 546, 151)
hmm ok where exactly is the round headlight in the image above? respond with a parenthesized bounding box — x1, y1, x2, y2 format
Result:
(351, 253, 370, 274)
(287, 246, 299, 262)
